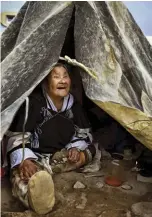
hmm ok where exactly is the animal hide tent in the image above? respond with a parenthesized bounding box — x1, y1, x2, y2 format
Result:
(1, 1, 152, 150)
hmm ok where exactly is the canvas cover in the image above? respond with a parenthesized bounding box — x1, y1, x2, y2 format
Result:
(1, 2, 152, 150)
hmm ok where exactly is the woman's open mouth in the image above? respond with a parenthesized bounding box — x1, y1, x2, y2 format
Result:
(57, 87, 67, 90)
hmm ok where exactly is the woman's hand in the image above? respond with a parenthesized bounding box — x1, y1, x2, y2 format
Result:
(19, 159, 38, 182)
(68, 148, 80, 163)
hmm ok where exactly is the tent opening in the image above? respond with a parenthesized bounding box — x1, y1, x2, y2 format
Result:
(57, 6, 138, 154)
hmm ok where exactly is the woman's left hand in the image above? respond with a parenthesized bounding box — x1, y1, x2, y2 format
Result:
(68, 148, 80, 162)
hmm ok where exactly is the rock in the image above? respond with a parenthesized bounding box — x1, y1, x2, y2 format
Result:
(96, 182, 104, 189)
(76, 204, 85, 209)
(121, 184, 132, 190)
(73, 181, 86, 189)
(131, 202, 152, 217)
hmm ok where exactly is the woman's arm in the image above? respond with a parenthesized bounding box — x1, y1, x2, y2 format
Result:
(66, 101, 96, 163)
(6, 96, 42, 169)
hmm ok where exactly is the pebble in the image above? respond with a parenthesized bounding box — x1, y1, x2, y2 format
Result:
(121, 184, 132, 190)
(73, 181, 86, 189)
(96, 182, 104, 189)
(76, 204, 85, 209)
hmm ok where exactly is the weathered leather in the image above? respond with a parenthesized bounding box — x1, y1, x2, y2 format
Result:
(28, 171, 55, 215)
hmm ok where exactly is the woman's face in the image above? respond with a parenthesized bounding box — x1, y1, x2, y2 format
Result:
(47, 66, 71, 98)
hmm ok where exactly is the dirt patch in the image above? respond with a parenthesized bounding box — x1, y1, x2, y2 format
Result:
(1, 164, 152, 217)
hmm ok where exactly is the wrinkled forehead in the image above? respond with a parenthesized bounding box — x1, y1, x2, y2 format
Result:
(51, 66, 69, 76)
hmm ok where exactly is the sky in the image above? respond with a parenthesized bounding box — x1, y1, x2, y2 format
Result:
(1, 1, 152, 39)
(124, 1, 152, 36)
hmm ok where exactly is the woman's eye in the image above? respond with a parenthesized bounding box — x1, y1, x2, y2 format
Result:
(54, 76, 60, 79)
(64, 75, 69, 79)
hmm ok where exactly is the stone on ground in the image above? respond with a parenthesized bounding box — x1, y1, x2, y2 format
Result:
(96, 182, 104, 189)
(73, 181, 86, 189)
(131, 202, 152, 217)
(121, 184, 132, 190)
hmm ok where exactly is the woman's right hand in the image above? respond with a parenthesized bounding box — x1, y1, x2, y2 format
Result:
(19, 159, 38, 182)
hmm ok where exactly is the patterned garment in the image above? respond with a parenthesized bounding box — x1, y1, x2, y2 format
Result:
(10, 156, 52, 209)
(10, 149, 88, 209)
(5, 87, 95, 169)
(11, 168, 30, 208)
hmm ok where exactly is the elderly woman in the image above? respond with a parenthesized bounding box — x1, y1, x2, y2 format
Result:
(7, 63, 95, 214)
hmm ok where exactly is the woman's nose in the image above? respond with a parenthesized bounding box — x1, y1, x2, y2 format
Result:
(60, 78, 66, 83)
